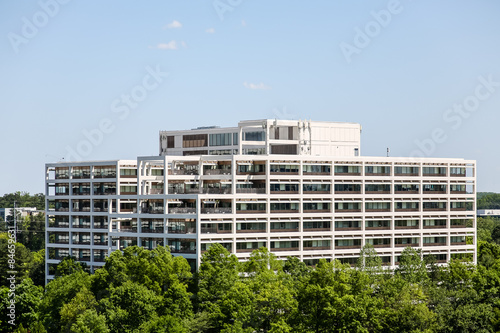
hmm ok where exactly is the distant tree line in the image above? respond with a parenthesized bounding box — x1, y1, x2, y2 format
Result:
(477, 192, 500, 210)
(0, 192, 45, 211)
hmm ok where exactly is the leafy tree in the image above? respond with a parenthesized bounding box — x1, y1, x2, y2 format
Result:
(0, 233, 33, 286)
(196, 243, 239, 331)
(356, 244, 384, 285)
(100, 280, 166, 332)
(396, 247, 428, 284)
(55, 256, 87, 277)
(38, 270, 91, 331)
(377, 275, 436, 332)
(0, 278, 43, 332)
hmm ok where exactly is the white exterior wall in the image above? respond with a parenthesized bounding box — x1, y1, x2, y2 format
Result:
(45, 155, 476, 282)
(159, 119, 361, 157)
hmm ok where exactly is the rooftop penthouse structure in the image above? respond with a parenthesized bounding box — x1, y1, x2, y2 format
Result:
(45, 119, 476, 281)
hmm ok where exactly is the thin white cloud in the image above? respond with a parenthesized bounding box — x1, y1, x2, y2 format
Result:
(156, 41, 178, 50)
(164, 20, 182, 29)
(243, 82, 271, 90)
(205, 28, 215, 34)
(241, 20, 247, 27)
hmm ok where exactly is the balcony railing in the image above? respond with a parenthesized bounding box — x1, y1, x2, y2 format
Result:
(200, 188, 232, 194)
(334, 191, 361, 195)
(236, 210, 266, 214)
(201, 228, 232, 234)
(395, 208, 419, 212)
(451, 242, 466, 246)
(303, 227, 331, 232)
(270, 228, 298, 233)
(423, 225, 447, 229)
(395, 225, 419, 229)
(335, 245, 361, 249)
(170, 169, 199, 175)
(142, 207, 164, 214)
(395, 243, 419, 247)
(423, 242, 447, 247)
(303, 246, 331, 251)
(141, 227, 165, 233)
(168, 207, 196, 214)
(72, 224, 91, 229)
(204, 169, 232, 175)
(271, 247, 299, 252)
(394, 190, 419, 194)
(201, 207, 232, 214)
(236, 188, 266, 194)
(236, 229, 266, 233)
(335, 227, 362, 231)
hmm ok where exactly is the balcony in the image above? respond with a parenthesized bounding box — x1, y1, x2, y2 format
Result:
(142, 207, 164, 214)
(236, 229, 266, 233)
(93, 240, 107, 246)
(395, 225, 419, 230)
(304, 227, 331, 232)
(75, 257, 91, 262)
(271, 228, 298, 233)
(93, 257, 106, 262)
(200, 188, 232, 195)
(271, 190, 299, 195)
(115, 227, 137, 233)
(303, 246, 331, 251)
(170, 169, 199, 176)
(335, 245, 361, 250)
(303, 209, 331, 213)
(271, 247, 299, 252)
(335, 209, 362, 213)
(150, 189, 164, 195)
(168, 207, 196, 214)
(236, 188, 266, 194)
(395, 208, 419, 212)
(271, 209, 299, 214)
(201, 207, 232, 214)
(451, 224, 467, 228)
(334, 190, 361, 195)
(395, 173, 419, 177)
(236, 210, 266, 214)
(335, 172, 361, 176)
(335, 227, 361, 231)
(423, 243, 447, 247)
(395, 243, 419, 247)
(204, 169, 232, 176)
(72, 224, 91, 229)
(372, 244, 391, 248)
(141, 227, 165, 233)
(365, 191, 391, 194)
(201, 227, 232, 234)
(365, 226, 390, 230)
(423, 225, 447, 229)
(451, 242, 466, 246)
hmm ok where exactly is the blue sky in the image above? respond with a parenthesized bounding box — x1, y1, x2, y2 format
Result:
(1, 0, 499, 195)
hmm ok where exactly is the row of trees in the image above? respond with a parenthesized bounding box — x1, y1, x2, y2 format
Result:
(2, 241, 500, 332)
(0, 192, 45, 211)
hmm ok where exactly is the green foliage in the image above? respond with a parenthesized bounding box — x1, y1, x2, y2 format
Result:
(0, 192, 45, 211)
(7, 242, 500, 332)
(0, 233, 34, 287)
(478, 192, 500, 209)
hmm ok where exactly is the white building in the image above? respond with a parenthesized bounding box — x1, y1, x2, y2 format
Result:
(477, 209, 500, 218)
(45, 119, 476, 281)
(0, 207, 38, 221)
